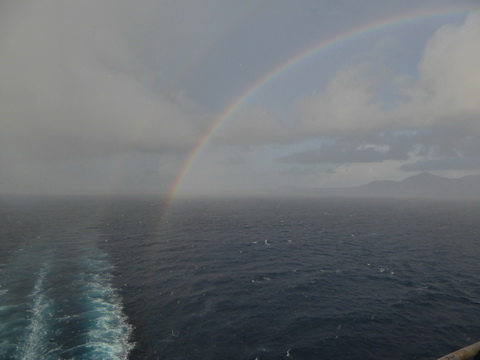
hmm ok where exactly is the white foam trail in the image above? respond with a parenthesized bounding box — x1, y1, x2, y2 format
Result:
(19, 263, 54, 360)
(0, 253, 39, 358)
(76, 253, 134, 359)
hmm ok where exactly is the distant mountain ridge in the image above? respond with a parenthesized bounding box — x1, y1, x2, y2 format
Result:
(347, 172, 480, 198)
(350, 172, 480, 198)
(274, 172, 480, 198)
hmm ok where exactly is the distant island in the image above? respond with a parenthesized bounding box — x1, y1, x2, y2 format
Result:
(275, 172, 480, 199)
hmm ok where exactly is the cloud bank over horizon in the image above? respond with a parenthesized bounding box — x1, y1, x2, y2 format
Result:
(0, 1, 479, 195)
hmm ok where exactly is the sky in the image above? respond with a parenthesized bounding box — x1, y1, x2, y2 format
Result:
(1, 0, 479, 197)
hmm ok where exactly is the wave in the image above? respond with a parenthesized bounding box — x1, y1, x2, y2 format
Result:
(59, 252, 134, 360)
(0, 243, 133, 359)
(18, 263, 56, 360)
(0, 293, 27, 358)
(0, 251, 45, 359)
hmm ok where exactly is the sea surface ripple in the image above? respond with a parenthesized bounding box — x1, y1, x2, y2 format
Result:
(1, 196, 480, 359)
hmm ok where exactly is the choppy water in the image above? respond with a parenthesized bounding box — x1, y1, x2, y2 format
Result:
(1, 196, 480, 359)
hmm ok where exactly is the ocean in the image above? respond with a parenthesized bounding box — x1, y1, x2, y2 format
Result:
(1, 196, 480, 360)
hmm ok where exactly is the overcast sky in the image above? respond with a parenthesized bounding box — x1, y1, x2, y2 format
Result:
(1, 0, 479, 196)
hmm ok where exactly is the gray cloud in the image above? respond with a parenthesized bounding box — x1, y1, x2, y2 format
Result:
(277, 126, 480, 167)
(278, 138, 409, 164)
(219, 11, 480, 174)
(0, 0, 226, 194)
(400, 157, 480, 171)
(1, 1, 479, 195)
(279, 166, 317, 176)
(0, 1, 214, 158)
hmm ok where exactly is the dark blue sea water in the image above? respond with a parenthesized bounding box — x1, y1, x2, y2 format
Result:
(1, 196, 480, 360)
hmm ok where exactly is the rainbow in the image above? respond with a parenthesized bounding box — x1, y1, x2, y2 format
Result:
(161, 4, 479, 214)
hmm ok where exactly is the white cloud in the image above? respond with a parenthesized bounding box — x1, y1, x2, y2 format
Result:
(216, 64, 390, 146)
(295, 64, 389, 136)
(397, 11, 480, 128)
(298, 11, 480, 139)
